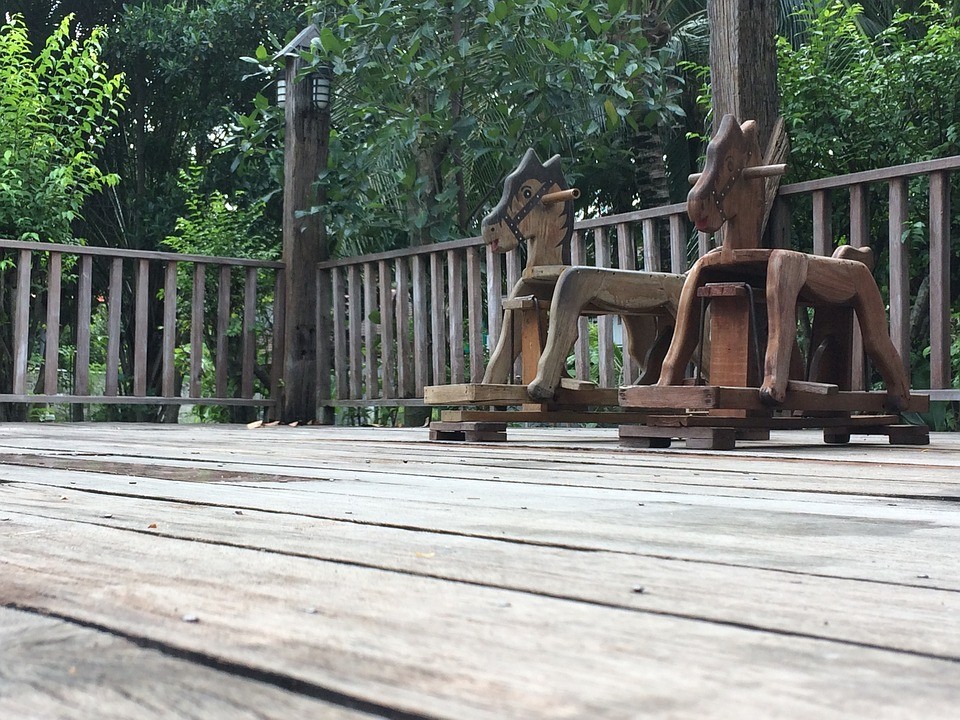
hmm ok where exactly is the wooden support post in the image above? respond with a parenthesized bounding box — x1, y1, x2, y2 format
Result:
(280, 33, 330, 422)
(697, 283, 762, 419)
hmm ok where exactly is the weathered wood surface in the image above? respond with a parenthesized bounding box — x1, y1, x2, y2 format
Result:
(1, 424, 959, 718)
(0, 608, 365, 719)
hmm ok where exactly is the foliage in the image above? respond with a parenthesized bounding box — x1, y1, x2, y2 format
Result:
(88, 0, 301, 252)
(163, 165, 278, 260)
(0, 14, 127, 243)
(233, 0, 686, 257)
(778, 1, 960, 177)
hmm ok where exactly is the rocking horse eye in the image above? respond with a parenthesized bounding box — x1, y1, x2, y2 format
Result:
(522, 187, 533, 199)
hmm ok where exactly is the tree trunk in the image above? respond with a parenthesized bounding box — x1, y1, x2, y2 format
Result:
(708, 0, 779, 150)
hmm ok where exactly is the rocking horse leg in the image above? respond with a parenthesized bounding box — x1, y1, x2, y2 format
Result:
(630, 316, 672, 386)
(761, 250, 809, 405)
(849, 267, 911, 411)
(657, 259, 706, 386)
(482, 280, 531, 384)
(528, 268, 607, 400)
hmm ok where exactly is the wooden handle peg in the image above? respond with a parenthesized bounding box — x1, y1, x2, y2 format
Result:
(687, 163, 788, 186)
(541, 188, 580, 205)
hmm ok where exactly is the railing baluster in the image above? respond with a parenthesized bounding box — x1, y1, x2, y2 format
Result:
(929, 171, 951, 389)
(571, 231, 590, 381)
(242, 267, 256, 398)
(162, 261, 178, 398)
(430, 252, 447, 387)
(888, 178, 910, 376)
(44, 252, 62, 395)
(506, 249, 522, 381)
(134, 259, 149, 396)
(395, 258, 414, 397)
(363, 262, 378, 398)
(615, 223, 637, 385)
(447, 250, 465, 384)
(813, 190, 832, 256)
(669, 214, 686, 274)
(485, 245, 502, 358)
(332, 268, 348, 401)
(216, 266, 231, 398)
(412, 255, 429, 394)
(189, 263, 205, 398)
(642, 219, 660, 272)
(106, 257, 123, 397)
(378, 260, 396, 398)
(595, 227, 615, 387)
(12, 250, 32, 396)
(849, 184, 869, 390)
(466, 246, 484, 382)
(348, 265, 362, 400)
(75, 255, 92, 396)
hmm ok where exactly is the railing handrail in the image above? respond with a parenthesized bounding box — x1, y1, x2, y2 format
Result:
(779, 154, 960, 195)
(0, 238, 284, 268)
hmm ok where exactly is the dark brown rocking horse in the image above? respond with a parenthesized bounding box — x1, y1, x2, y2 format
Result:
(656, 115, 911, 411)
(480, 149, 685, 400)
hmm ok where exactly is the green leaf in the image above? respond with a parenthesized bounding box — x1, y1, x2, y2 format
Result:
(319, 27, 342, 54)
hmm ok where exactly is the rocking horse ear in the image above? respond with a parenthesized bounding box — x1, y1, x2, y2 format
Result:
(740, 120, 758, 147)
(517, 148, 544, 173)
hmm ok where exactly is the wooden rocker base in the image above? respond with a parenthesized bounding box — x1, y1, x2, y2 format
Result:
(425, 382, 619, 408)
(429, 421, 508, 443)
(426, 382, 655, 442)
(617, 383, 930, 450)
(619, 383, 930, 414)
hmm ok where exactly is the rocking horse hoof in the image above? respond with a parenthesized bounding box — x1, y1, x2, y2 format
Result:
(759, 386, 784, 406)
(884, 392, 910, 413)
(527, 380, 556, 402)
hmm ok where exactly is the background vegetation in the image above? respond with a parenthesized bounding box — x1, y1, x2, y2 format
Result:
(1, 0, 959, 422)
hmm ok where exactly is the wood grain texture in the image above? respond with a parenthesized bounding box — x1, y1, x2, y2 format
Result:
(1, 423, 960, 719)
(0, 608, 366, 720)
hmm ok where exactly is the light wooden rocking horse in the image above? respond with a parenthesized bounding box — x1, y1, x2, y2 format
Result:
(620, 114, 927, 449)
(479, 149, 685, 400)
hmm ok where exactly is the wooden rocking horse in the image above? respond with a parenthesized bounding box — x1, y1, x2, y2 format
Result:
(620, 114, 928, 449)
(424, 149, 685, 440)
(479, 149, 684, 399)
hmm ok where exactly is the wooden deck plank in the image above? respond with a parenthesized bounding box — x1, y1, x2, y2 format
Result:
(3, 512, 959, 719)
(0, 607, 366, 720)
(3, 481, 959, 660)
(3, 456, 960, 592)
(1, 427, 957, 498)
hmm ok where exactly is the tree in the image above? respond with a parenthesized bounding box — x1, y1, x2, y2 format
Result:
(234, 0, 687, 257)
(0, 14, 127, 243)
(0, 13, 127, 420)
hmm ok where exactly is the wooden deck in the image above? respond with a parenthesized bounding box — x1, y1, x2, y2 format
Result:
(2, 423, 959, 718)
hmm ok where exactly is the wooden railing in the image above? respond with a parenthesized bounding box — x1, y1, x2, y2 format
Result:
(0, 240, 283, 413)
(3, 155, 957, 418)
(317, 155, 960, 409)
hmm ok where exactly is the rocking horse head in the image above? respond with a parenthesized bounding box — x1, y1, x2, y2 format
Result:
(687, 115, 764, 248)
(481, 149, 578, 268)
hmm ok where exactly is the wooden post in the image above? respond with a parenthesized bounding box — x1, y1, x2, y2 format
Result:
(280, 28, 331, 423)
(708, 0, 779, 150)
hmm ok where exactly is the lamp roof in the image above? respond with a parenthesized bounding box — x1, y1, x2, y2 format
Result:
(273, 25, 319, 61)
